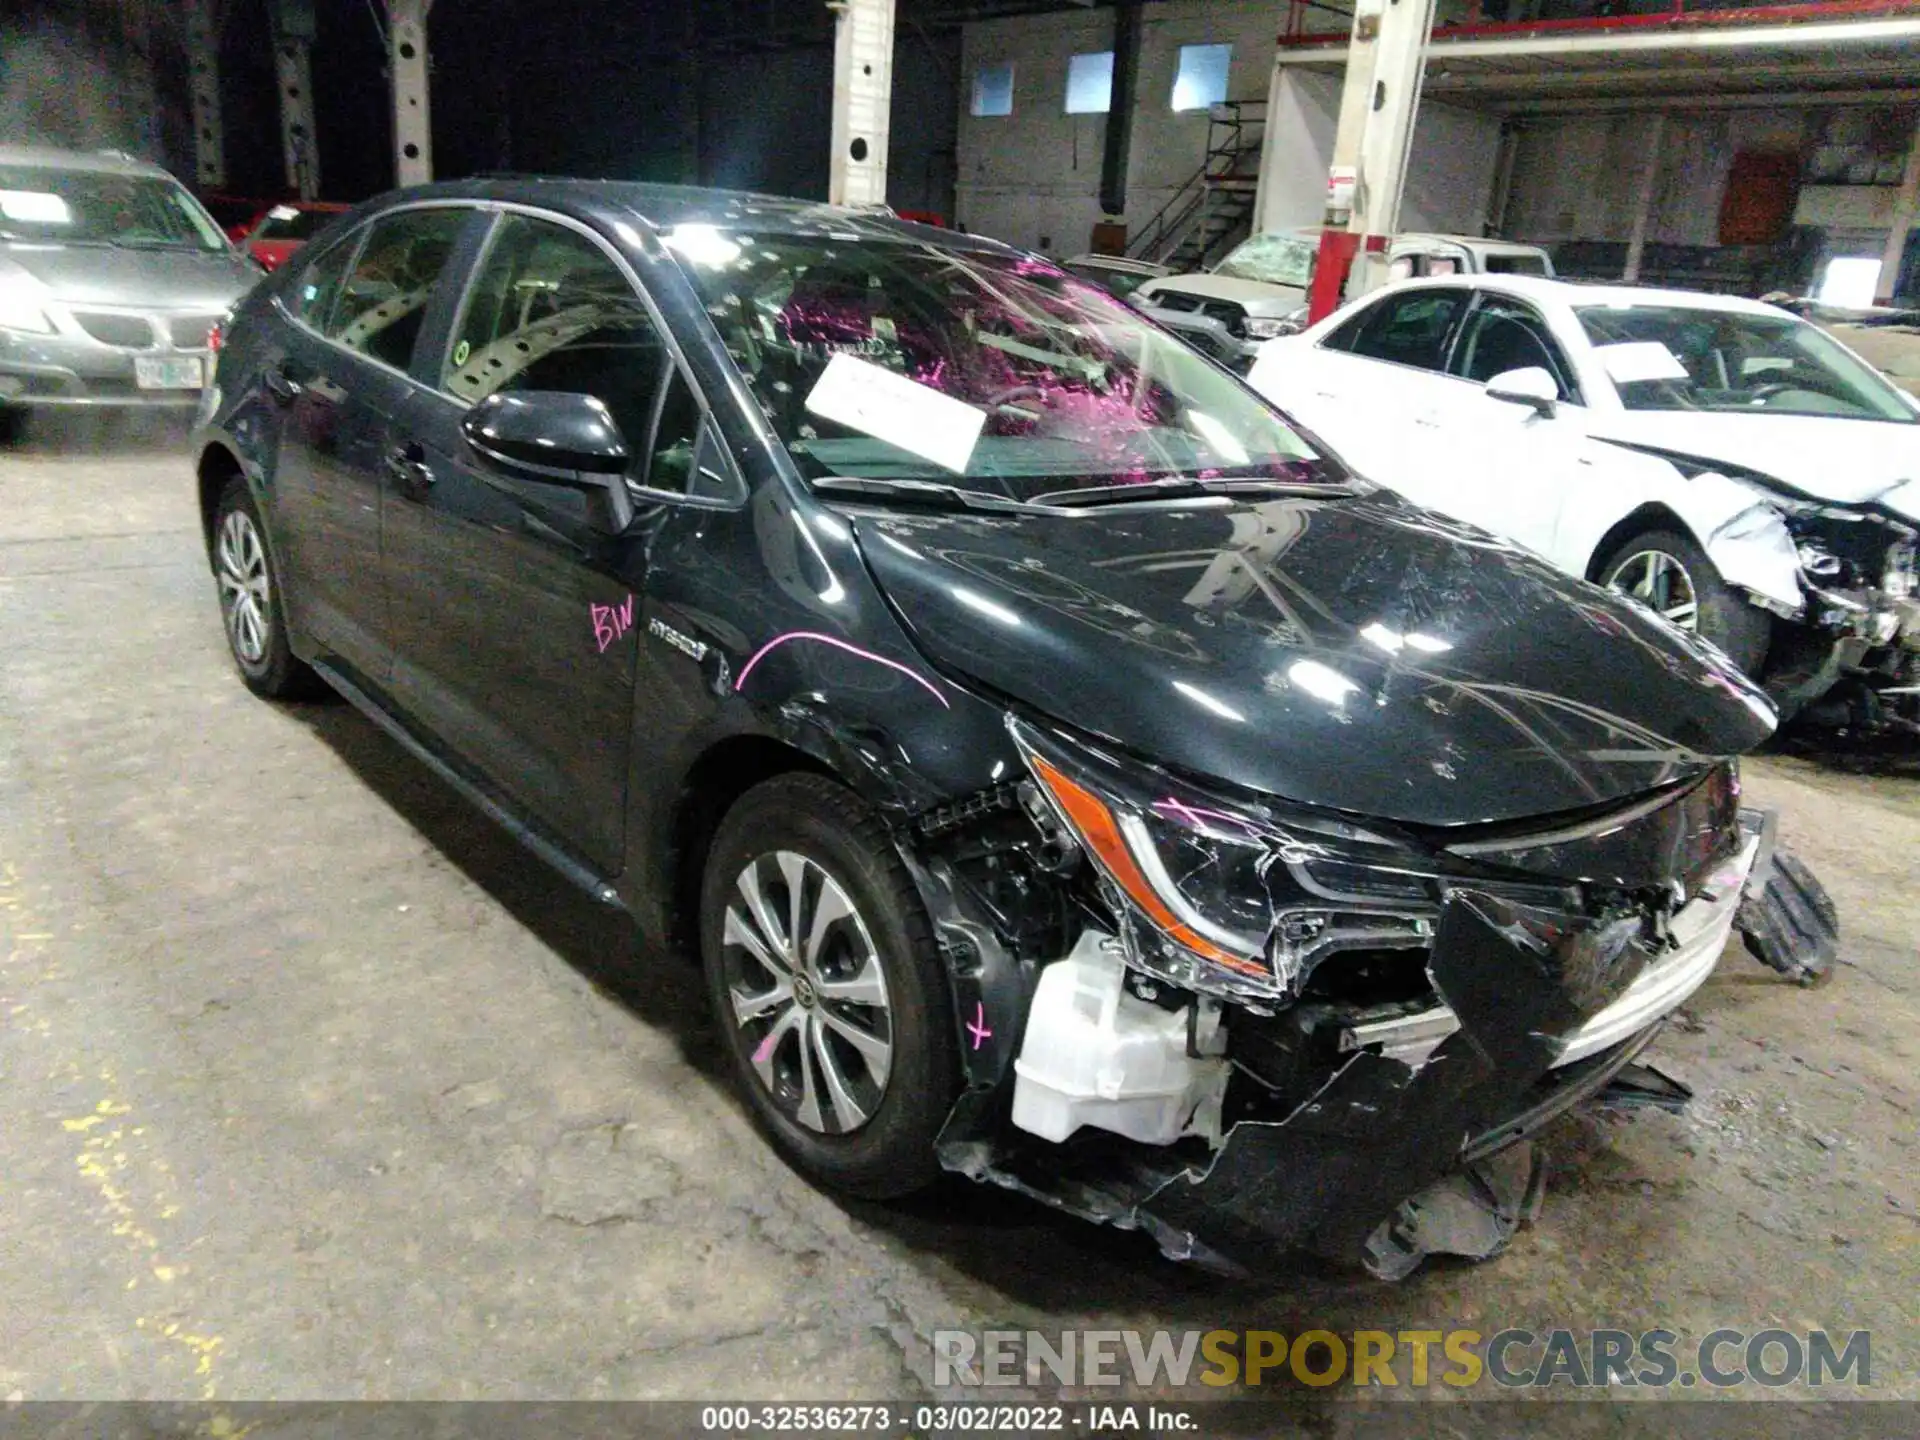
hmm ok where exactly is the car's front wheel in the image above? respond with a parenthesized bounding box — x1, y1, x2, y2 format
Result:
(1599, 527, 1771, 678)
(212, 477, 322, 700)
(699, 773, 959, 1199)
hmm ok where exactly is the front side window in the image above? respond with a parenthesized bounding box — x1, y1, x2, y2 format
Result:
(1329, 289, 1466, 372)
(1452, 298, 1574, 399)
(1214, 233, 1315, 289)
(1576, 303, 1917, 423)
(290, 236, 356, 331)
(0, 164, 224, 251)
(327, 207, 466, 371)
(447, 213, 713, 495)
(669, 229, 1326, 502)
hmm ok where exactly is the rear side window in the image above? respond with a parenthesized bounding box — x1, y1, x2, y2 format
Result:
(1324, 289, 1465, 371)
(443, 213, 669, 454)
(327, 207, 467, 371)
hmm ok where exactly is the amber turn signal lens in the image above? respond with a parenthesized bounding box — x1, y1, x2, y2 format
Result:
(1027, 754, 1269, 979)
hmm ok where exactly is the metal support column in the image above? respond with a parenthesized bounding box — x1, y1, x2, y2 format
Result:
(387, 0, 434, 187)
(1622, 112, 1666, 283)
(1876, 111, 1920, 305)
(1307, 0, 1440, 321)
(828, 0, 894, 208)
(269, 0, 319, 199)
(183, 0, 225, 189)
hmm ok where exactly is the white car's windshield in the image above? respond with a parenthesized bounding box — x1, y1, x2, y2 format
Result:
(674, 229, 1332, 503)
(1577, 303, 1916, 424)
(0, 165, 226, 251)
(1213, 234, 1316, 289)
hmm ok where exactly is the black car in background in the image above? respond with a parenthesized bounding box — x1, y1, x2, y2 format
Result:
(194, 179, 1784, 1277)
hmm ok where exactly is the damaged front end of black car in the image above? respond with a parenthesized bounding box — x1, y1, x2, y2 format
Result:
(903, 714, 1793, 1277)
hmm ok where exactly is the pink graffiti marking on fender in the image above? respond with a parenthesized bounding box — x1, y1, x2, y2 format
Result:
(733, 630, 951, 708)
(966, 1001, 992, 1050)
(591, 593, 636, 653)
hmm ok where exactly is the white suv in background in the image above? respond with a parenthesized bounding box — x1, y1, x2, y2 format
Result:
(1248, 275, 1920, 726)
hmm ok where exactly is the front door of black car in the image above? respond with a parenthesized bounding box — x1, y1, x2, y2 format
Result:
(382, 211, 704, 874)
(269, 206, 468, 686)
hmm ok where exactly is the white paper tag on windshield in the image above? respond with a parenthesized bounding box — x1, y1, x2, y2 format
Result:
(268, 204, 301, 221)
(804, 352, 986, 473)
(1596, 340, 1689, 384)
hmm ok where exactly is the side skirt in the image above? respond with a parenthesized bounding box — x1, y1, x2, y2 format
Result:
(309, 657, 625, 910)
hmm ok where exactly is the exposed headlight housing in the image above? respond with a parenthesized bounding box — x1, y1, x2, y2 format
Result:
(0, 274, 53, 334)
(1241, 316, 1297, 341)
(1008, 717, 1560, 1002)
(1884, 541, 1916, 600)
(1797, 541, 1844, 579)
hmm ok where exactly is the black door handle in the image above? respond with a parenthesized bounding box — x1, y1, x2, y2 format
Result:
(263, 367, 301, 403)
(384, 442, 435, 498)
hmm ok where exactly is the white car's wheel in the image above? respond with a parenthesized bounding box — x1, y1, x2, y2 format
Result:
(1599, 528, 1770, 678)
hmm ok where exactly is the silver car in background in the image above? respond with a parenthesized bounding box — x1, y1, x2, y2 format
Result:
(0, 145, 259, 418)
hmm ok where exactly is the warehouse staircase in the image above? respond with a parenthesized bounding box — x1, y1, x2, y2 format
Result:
(1127, 101, 1265, 272)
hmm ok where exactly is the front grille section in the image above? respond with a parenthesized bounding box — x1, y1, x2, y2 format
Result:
(167, 314, 221, 349)
(72, 312, 157, 349)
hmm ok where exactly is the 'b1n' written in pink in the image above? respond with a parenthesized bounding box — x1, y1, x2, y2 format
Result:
(592, 594, 635, 653)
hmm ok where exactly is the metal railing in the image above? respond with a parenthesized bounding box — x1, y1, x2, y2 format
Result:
(1126, 100, 1266, 269)
(1280, 0, 1920, 47)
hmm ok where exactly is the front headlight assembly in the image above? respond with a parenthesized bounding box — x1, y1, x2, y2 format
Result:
(1008, 718, 1505, 1002)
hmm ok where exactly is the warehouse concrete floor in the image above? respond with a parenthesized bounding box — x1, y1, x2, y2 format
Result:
(1, 415, 1914, 1412)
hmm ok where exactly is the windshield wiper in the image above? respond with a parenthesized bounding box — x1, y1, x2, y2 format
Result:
(811, 475, 1070, 515)
(1030, 471, 1357, 507)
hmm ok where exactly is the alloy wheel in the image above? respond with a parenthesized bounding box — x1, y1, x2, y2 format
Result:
(216, 508, 273, 666)
(1606, 548, 1700, 630)
(722, 850, 893, 1136)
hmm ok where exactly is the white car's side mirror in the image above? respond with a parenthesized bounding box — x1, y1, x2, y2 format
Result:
(1485, 366, 1558, 417)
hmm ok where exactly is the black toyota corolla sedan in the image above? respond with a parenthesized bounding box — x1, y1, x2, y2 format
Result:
(193, 178, 1787, 1277)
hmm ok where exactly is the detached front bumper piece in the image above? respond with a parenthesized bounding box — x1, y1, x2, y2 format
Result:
(942, 839, 1758, 1277)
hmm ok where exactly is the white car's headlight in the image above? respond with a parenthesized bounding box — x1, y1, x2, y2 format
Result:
(0, 275, 53, 334)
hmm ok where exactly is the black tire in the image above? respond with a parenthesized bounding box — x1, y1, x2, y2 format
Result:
(1598, 527, 1771, 678)
(700, 773, 959, 1200)
(210, 477, 324, 700)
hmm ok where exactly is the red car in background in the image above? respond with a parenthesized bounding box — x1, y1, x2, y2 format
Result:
(238, 201, 351, 270)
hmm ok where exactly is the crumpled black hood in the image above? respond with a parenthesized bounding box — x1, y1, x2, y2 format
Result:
(848, 493, 1776, 828)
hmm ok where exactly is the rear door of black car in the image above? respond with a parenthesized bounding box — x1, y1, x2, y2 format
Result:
(268, 204, 471, 688)
(381, 208, 706, 876)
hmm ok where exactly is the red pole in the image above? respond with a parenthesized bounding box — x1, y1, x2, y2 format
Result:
(1308, 230, 1361, 323)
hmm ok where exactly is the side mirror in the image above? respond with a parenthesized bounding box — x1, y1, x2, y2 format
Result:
(1484, 366, 1559, 417)
(461, 390, 634, 533)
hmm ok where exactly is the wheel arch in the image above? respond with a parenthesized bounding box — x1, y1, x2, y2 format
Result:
(196, 442, 246, 563)
(657, 732, 837, 962)
(1583, 502, 1699, 583)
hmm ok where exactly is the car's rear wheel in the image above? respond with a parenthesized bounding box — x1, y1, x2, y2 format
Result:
(699, 773, 958, 1199)
(212, 478, 322, 700)
(1599, 527, 1770, 678)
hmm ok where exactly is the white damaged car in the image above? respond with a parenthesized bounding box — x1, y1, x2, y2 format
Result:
(1249, 276, 1920, 726)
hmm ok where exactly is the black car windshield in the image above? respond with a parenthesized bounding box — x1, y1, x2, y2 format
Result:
(1576, 303, 1917, 424)
(0, 165, 226, 251)
(669, 227, 1329, 502)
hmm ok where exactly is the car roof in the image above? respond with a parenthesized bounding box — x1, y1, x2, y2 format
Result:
(363, 176, 1021, 257)
(0, 144, 173, 179)
(1376, 272, 1788, 317)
